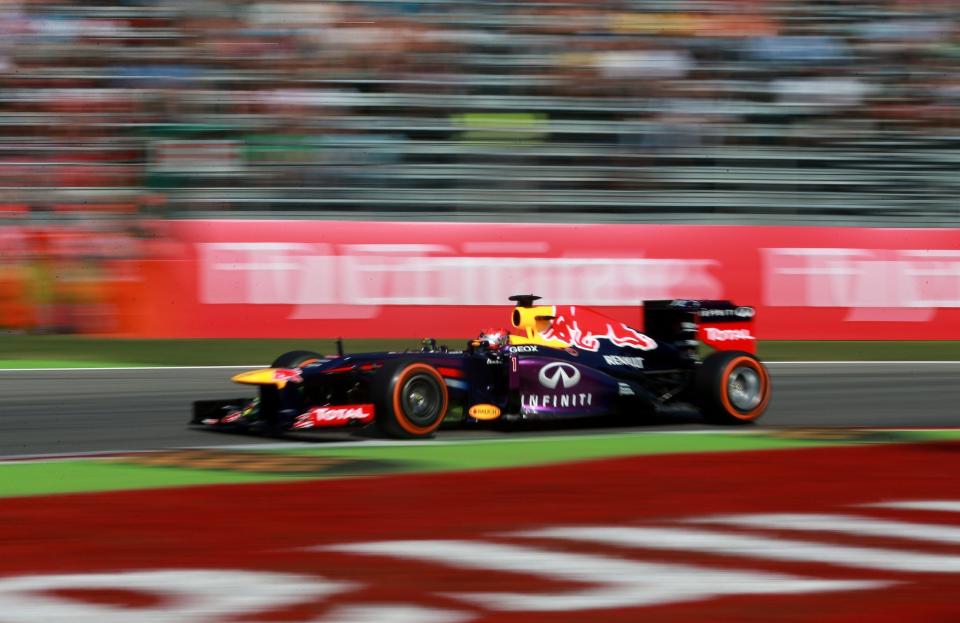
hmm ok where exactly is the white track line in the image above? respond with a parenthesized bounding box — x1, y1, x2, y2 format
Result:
(0, 428, 766, 464)
(866, 501, 960, 513)
(515, 526, 960, 573)
(326, 540, 884, 611)
(690, 513, 960, 544)
(3, 426, 959, 464)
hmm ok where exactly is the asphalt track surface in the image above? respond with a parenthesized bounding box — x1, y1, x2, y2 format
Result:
(1, 362, 958, 457)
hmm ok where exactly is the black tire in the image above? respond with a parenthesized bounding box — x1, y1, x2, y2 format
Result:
(271, 350, 323, 368)
(373, 361, 449, 439)
(695, 351, 771, 425)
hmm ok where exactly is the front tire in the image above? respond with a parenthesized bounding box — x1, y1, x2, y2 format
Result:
(375, 362, 449, 439)
(271, 350, 323, 368)
(260, 350, 323, 429)
(695, 351, 770, 424)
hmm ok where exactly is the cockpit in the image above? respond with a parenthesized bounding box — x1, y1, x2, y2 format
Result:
(507, 294, 570, 348)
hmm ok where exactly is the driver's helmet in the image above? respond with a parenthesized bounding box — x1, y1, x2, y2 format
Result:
(477, 327, 509, 350)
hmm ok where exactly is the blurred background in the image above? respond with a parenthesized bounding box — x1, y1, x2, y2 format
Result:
(0, 0, 957, 336)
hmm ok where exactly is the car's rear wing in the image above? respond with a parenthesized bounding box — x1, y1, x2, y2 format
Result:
(643, 299, 757, 355)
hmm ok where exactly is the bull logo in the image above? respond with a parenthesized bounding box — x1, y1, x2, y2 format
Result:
(273, 368, 303, 384)
(538, 362, 581, 389)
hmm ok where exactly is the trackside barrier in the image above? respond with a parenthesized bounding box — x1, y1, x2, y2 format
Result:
(127, 220, 960, 340)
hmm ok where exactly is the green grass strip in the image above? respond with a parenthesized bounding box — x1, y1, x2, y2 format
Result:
(272, 431, 834, 470)
(272, 429, 960, 471)
(0, 461, 284, 497)
(3, 429, 960, 498)
(0, 336, 419, 367)
(0, 360, 146, 369)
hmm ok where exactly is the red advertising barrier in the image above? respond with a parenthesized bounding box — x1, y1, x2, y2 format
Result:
(132, 220, 960, 340)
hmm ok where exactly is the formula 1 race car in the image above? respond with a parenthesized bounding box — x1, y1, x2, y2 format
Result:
(192, 296, 770, 439)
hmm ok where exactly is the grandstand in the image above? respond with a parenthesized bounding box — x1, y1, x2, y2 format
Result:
(0, 0, 957, 223)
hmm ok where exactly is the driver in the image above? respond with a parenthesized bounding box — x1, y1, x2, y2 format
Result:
(476, 327, 510, 350)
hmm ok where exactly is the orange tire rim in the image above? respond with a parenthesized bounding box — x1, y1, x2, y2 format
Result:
(391, 363, 449, 435)
(719, 356, 770, 421)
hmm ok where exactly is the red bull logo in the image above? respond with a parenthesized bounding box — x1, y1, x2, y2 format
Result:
(273, 368, 303, 384)
(540, 306, 657, 352)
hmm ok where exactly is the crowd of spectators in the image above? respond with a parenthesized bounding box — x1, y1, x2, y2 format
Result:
(0, 0, 955, 218)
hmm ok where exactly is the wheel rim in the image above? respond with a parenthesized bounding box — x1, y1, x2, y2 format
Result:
(400, 374, 442, 425)
(727, 365, 763, 411)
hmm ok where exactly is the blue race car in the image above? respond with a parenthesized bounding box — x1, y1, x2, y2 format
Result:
(191, 295, 770, 438)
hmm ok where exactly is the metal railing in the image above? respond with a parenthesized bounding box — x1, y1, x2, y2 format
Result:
(0, 0, 955, 224)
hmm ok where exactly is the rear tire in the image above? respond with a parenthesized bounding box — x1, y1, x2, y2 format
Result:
(695, 351, 770, 424)
(375, 362, 449, 439)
